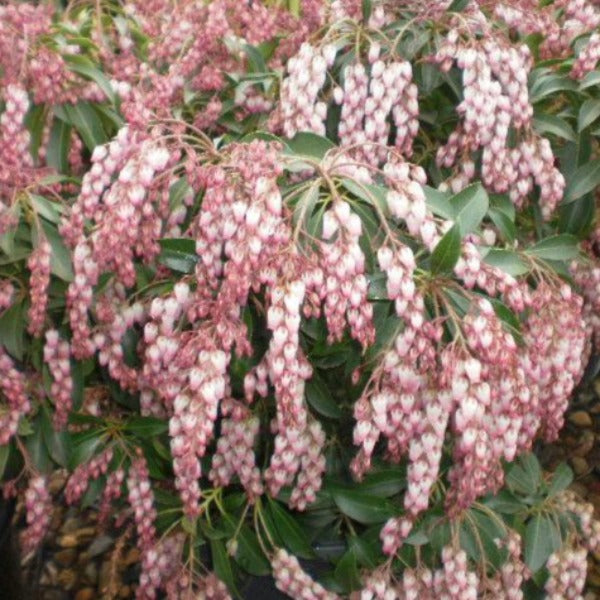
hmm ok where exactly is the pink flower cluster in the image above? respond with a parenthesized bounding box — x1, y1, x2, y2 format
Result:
(383, 159, 437, 249)
(0, 84, 34, 211)
(169, 348, 228, 518)
(127, 455, 160, 600)
(572, 31, 600, 78)
(481, 532, 528, 599)
(43, 329, 74, 430)
(209, 400, 263, 502)
(277, 42, 336, 137)
(545, 547, 587, 599)
(320, 201, 374, 347)
(0, 280, 13, 311)
(334, 52, 418, 166)
(21, 475, 51, 554)
(522, 283, 587, 442)
(259, 282, 326, 509)
(27, 239, 52, 336)
(0, 347, 31, 444)
(434, 35, 564, 218)
(272, 548, 340, 600)
(65, 447, 113, 505)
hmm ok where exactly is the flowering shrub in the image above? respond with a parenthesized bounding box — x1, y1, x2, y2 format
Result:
(2, 0, 600, 598)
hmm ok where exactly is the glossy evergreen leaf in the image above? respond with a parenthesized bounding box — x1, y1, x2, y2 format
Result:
(158, 238, 198, 273)
(563, 159, 600, 203)
(450, 183, 489, 235)
(527, 234, 579, 260)
(578, 98, 600, 132)
(524, 513, 561, 572)
(482, 249, 529, 276)
(331, 487, 395, 524)
(305, 375, 342, 419)
(46, 118, 72, 173)
(234, 526, 271, 576)
(430, 224, 461, 273)
(267, 497, 315, 559)
(533, 114, 576, 142)
(210, 539, 241, 598)
(285, 132, 335, 160)
(547, 463, 573, 496)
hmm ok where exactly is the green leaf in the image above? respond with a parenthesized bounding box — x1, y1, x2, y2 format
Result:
(58, 102, 107, 151)
(25, 413, 52, 472)
(578, 99, 600, 132)
(64, 54, 116, 103)
(579, 70, 600, 90)
(331, 487, 395, 524)
(41, 404, 70, 467)
(484, 489, 524, 514)
(334, 546, 361, 592)
(0, 300, 25, 360)
(285, 132, 335, 160)
(450, 183, 489, 236)
(507, 453, 542, 495)
(533, 115, 576, 142)
(30, 194, 63, 224)
(0, 444, 10, 480)
(267, 498, 315, 559)
(292, 183, 319, 231)
(524, 513, 561, 572)
(424, 186, 454, 220)
(305, 375, 342, 419)
(527, 234, 579, 260)
(359, 468, 405, 498)
(26, 104, 48, 162)
(69, 430, 105, 470)
(339, 178, 388, 216)
(563, 159, 600, 203)
(234, 525, 270, 576)
(559, 194, 595, 236)
(210, 539, 240, 598)
(530, 73, 577, 103)
(46, 118, 72, 173)
(361, 0, 372, 21)
(124, 416, 168, 437)
(158, 238, 198, 273)
(547, 463, 573, 496)
(488, 207, 516, 243)
(430, 224, 461, 273)
(482, 249, 529, 276)
(39, 220, 74, 281)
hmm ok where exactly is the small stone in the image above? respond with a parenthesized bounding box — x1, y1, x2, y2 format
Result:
(48, 470, 68, 494)
(55, 548, 77, 566)
(61, 517, 82, 533)
(57, 568, 77, 590)
(572, 430, 596, 457)
(123, 547, 140, 566)
(75, 589, 95, 600)
(570, 456, 589, 476)
(570, 482, 588, 498)
(87, 534, 114, 558)
(98, 560, 113, 592)
(83, 561, 98, 585)
(39, 562, 58, 586)
(75, 526, 96, 540)
(569, 410, 593, 428)
(59, 534, 79, 548)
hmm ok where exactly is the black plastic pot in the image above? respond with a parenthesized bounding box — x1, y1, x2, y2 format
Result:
(0, 497, 24, 600)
